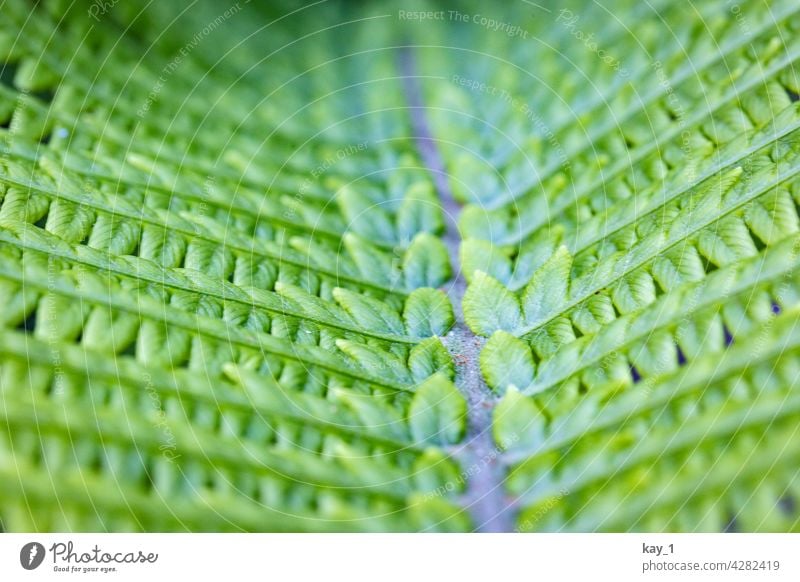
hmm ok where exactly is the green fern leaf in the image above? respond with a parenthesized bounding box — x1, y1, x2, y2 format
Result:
(480, 331, 534, 393)
(1, 0, 799, 535)
(408, 374, 467, 446)
(462, 271, 522, 335)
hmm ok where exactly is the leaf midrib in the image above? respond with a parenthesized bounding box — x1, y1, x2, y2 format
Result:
(0, 222, 419, 345)
(512, 310, 800, 468)
(486, 2, 800, 211)
(0, 327, 422, 453)
(0, 170, 408, 297)
(513, 158, 800, 339)
(522, 234, 800, 396)
(495, 47, 800, 246)
(0, 260, 415, 393)
(510, 118, 800, 291)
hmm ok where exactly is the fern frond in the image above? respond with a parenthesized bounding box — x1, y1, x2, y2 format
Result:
(1, 0, 799, 534)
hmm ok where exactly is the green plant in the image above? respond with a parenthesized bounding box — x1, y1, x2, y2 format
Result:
(0, 0, 798, 532)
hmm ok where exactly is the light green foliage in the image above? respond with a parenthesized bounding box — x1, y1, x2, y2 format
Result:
(0, 0, 465, 532)
(479, 331, 534, 393)
(403, 288, 455, 338)
(460, 238, 513, 284)
(408, 374, 467, 446)
(419, 0, 800, 532)
(462, 271, 522, 335)
(398, 182, 445, 242)
(520, 246, 572, 326)
(1, 0, 799, 534)
(332, 287, 406, 337)
(403, 233, 452, 289)
(408, 337, 456, 382)
(492, 387, 544, 454)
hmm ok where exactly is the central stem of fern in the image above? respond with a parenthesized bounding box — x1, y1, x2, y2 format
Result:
(399, 46, 516, 532)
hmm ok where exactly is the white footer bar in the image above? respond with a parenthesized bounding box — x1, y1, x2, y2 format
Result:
(1, 533, 797, 581)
